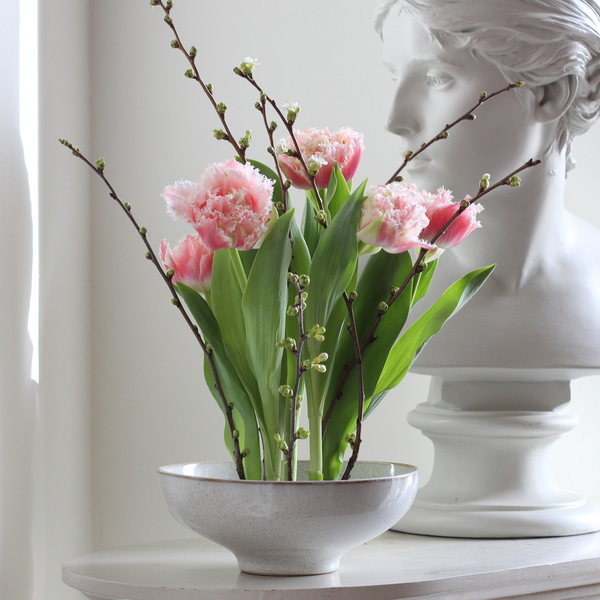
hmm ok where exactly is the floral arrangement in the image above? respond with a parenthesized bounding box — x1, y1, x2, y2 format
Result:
(59, 1, 539, 482)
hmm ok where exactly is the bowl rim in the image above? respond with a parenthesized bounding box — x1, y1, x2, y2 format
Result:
(157, 460, 419, 484)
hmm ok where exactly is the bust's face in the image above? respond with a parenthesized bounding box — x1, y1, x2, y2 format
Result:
(382, 9, 542, 200)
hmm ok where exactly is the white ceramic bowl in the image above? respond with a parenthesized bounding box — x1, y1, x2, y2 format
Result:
(157, 460, 418, 575)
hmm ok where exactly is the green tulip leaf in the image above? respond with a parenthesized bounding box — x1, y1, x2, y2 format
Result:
(301, 197, 319, 257)
(321, 250, 414, 479)
(290, 213, 311, 278)
(242, 209, 295, 480)
(411, 258, 438, 307)
(176, 282, 262, 480)
(325, 163, 351, 220)
(375, 264, 496, 395)
(211, 249, 262, 422)
(305, 180, 366, 335)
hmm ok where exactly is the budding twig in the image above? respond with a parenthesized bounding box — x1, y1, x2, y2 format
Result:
(235, 70, 327, 222)
(386, 82, 525, 185)
(58, 139, 247, 480)
(285, 275, 308, 481)
(340, 292, 364, 481)
(152, 0, 247, 162)
(255, 97, 288, 211)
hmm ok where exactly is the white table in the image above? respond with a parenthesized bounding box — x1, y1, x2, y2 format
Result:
(62, 530, 600, 600)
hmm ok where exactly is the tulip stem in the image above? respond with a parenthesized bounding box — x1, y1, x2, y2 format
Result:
(58, 140, 247, 481)
(386, 82, 525, 185)
(323, 158, 541, 437)
(153, 1, 247, 163)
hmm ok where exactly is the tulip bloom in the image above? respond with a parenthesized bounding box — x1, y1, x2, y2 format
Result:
(420, 189, 483, 258)
(357, 183, 435, 254)
(160, 234, 214, 295)
(276, 127, 364, 190)
(163, 158, 275, 251)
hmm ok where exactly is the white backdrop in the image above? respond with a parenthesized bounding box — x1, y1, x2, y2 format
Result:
(29, 1, 600, 597)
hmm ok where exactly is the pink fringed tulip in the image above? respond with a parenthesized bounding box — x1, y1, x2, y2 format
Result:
(160, 234, 214, 295)
(276, 127, 364, 190)
(357, 183, 435, 254)
(163, 158, 275, 251)
(420, 189, 483, 258)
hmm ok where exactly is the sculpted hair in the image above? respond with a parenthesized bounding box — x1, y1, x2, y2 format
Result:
(374, 0, 600, 170)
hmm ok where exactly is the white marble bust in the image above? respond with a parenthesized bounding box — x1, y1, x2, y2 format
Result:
(375, 0, 600, 371)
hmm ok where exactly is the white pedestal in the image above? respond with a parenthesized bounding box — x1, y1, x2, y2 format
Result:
(395, 371, 600, 538)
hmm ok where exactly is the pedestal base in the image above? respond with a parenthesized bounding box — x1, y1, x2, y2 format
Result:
(394, 376, 600, 538)
(397, 498, 600, 538)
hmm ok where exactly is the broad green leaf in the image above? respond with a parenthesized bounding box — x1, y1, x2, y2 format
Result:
(227, 247, 248, 291)
(242, 209, 295, 480)
(202, 358, 252, 475)
(211, 249, 262, 422)
(323, 250, 413, 418)
(375, 264, 496, 395)
(325, 163, 351, 220)
(239, 248, 258, 278)
(290, 214, 311, 278)
(308, 264, 358, 421)
(304, 182, 365, 425)
(306, 189, 321, 214)
(305, 180, 366, 334)
(301, 197, 319, 257)
(411, 258, 438, 307)
(177, 283, 261, 479)
(202, 357, 235, 457)
(321, 251, 414, 479)
(324, 165, 338, 211)
(319, 265, 358, 390)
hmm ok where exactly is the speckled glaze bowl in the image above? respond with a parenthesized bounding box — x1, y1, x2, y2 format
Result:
(157, 460, 418, 576)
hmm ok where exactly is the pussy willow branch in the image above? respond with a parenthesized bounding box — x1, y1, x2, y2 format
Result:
(285, 279, 307, 481)
(58, 140, 247, 480)
(340, 294, 365, 481)
(386, 82, 524, 185)
(322, 157, 541, 436)
(236, 71, 327, 219)
(255, 99, 289, 212)
(152, 0, 246, 162)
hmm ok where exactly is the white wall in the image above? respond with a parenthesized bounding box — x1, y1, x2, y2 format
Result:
(87, 0, 600, 550)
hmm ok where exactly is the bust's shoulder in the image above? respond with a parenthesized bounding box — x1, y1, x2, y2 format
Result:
(563, 210, 600, 256)
(412, 214, 600, 370)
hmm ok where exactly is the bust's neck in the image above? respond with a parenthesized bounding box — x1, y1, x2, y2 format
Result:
(450, 150, 568, 291)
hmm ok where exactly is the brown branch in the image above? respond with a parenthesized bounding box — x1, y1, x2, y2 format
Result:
(386, 82, 525, 184)
(152, 0, 246, 162)
(255, 100, 288, 212)
(235, 70, 327, 221)
(58, 140, 247, 480)
(340, 292, 365, 481)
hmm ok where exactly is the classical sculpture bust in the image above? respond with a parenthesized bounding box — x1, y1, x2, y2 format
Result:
(375, 0, 600, 371)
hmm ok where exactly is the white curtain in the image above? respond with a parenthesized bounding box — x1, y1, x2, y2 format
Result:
(0, 0, 91, 596)
(0, 2, 35, 597)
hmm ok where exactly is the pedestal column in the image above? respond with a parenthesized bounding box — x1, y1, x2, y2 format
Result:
(395, 375, 600, 537)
